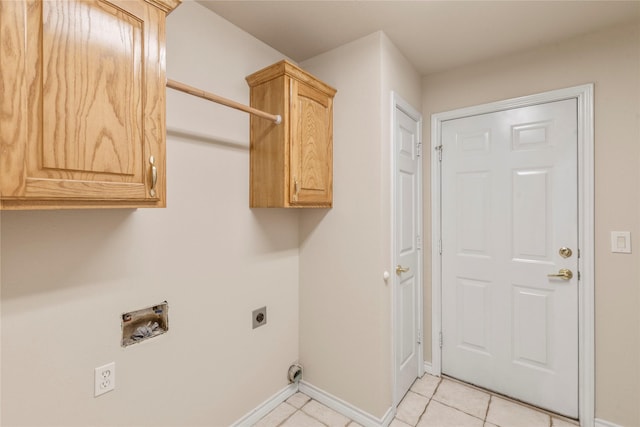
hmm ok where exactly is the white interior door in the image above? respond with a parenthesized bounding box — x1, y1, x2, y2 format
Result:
(440, 99, 579, 417)
(394, 97, 423, 403)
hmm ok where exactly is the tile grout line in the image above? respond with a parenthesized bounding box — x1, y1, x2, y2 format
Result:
(415, 398, 431, 426)
(413, 377, 443, 426)
(484, 394, 492, 424)
(274, 406, 297, 427)
(428, 397, 487, 424)
(299, 400, 331, 427)
(426, 377, 491, 424)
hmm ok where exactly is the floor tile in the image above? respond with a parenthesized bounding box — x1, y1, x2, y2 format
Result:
(253, 402, 296, 427)
(347, 421, 364, 427)
(395, 391, 429, 426)
(281, 410, 326, 427)
(432, 379, 490, 419)
(552, 417, 579, 426)
(417, 400, 484, 427)
(410, 374, 441, 398)
(287, 392, 311, 409)
(390, 419, 413, 427)
(486, 396, 551, 427)
(301, 400, 351, 427)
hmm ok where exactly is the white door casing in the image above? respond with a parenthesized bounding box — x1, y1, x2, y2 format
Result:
(431, 85, 594, 425)
(392, 93, 424, 405)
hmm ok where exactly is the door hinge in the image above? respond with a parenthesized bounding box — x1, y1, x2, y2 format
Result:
(438, 238, 442, 255)
(435, 145, 443, 162)
(416, 142, 422, 157)
(578, 271, 581, 281)
(417, 234, 422, 250)
(417, 330, 423, 345)
(439, 331, 443, 349)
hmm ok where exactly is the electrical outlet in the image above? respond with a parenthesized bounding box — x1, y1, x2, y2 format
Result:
(94, 362, 116, 397)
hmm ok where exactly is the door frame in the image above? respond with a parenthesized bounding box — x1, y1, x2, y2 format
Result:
(430, 85, 594, 425)
(391, 91, 424, 407)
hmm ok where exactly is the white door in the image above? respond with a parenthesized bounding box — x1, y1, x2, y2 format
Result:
(441, 99, 578, 417)
(394, 98, 423, 403)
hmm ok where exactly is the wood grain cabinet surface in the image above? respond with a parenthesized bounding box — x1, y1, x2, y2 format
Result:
(246, 60, 337, 208)
(0, 0, 180, 209)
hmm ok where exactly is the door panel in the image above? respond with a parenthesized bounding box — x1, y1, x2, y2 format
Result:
(41, 0, 142, 177)
(512, 286, 552, 369)
(457, 171, 491, 255)
(441, 99, 578, 417)
(394, 105, 422, 402)
(457, 278, 491, 355)
(512, 169, 552, 260)
(290, 81, 333, 206)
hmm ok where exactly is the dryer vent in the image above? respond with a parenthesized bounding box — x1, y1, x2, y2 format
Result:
(288, 364, 303, 384)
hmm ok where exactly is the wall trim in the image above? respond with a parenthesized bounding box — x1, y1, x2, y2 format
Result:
(423, 361, 434, 376)
(231, 383, 298, 427)
(430, 84, 595, 427)
(595, 419, 624, 427)
(299, 381, 394, 427)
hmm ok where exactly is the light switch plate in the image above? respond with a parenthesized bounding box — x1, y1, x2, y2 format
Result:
(611, 231, 631, 253)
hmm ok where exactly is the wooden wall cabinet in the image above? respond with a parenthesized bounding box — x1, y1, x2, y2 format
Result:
(0, 0, 180, 210)
(246, 60, 337, 208)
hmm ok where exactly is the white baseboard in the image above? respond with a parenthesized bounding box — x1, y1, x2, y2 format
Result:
(299, 381, 394, 427)
(423, 361, 434, 376)
(595, 419, 624, 427)
(231, 383, 298, 427)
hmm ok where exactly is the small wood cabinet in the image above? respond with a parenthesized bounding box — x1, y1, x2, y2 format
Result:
(246, 60, 337, 208)
(0, 0, 180, 209)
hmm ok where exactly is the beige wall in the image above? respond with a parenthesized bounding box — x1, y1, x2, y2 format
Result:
(1, 3, 299, 425)
(422, 22, 640, 426)
(299, 32, 421, 419)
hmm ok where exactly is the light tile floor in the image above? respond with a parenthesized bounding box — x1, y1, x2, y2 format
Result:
(253, 375, 580, 427)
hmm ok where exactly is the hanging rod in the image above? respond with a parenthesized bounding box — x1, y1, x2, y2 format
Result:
(166, 79, 282, 125)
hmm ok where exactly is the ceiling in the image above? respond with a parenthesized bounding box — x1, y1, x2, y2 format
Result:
(197, 0, 640, 76)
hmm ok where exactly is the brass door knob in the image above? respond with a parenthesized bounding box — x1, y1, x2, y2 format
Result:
(396, 265, 410, 274)
(547, 269, 573, 280)
(559, 247, 573, 258)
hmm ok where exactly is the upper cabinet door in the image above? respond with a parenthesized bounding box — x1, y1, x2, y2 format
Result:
(289, 79, 333, 207)
(0, 0, 178, 209)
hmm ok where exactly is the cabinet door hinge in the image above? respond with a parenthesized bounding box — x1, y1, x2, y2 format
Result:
(417, 330, 423, 345)
(417, 234, 422, 250)
(435, 145, 443, 162)
(416, 142, 422, 157)
(438, 238, 442, 255)
(439, 331, 443, 349)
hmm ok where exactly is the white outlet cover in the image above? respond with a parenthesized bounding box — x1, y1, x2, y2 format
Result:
(611, 231, 631, 253)
(94, 362, 116, 397)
